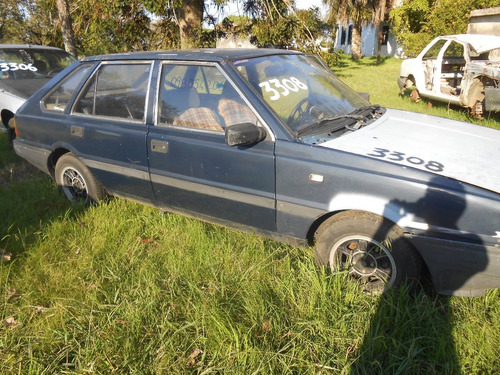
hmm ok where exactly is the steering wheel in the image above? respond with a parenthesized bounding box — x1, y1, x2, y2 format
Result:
(287, 98, 313, 125)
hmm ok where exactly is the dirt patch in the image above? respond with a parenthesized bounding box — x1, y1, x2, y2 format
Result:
(0, 160, 45, 188)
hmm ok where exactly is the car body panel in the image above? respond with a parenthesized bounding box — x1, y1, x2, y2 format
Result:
(10, 49, 500, 296)
(318, 108, 500, 194)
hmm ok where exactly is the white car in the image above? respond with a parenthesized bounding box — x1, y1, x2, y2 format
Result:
(398, 34, 500, 117)
(1, 44, 75, 135)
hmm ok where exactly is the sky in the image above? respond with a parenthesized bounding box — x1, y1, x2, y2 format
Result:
(208, 0, 328, 25)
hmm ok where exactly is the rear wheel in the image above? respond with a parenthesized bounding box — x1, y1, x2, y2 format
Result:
(315, 211, 421, 294)
(55, 153, 106, 204)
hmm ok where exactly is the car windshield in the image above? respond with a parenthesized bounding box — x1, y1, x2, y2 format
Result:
(232, 54, 370, 134)
(0, 47, 75, 99)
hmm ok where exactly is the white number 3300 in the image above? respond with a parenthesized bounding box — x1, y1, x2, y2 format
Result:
(259, 77, 307, 101)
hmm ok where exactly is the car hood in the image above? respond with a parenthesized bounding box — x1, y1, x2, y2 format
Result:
(318, 108, 500, 194)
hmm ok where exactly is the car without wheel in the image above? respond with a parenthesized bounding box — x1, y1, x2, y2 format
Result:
(398, 34, 500, 117)
(8, 48, 500, 296)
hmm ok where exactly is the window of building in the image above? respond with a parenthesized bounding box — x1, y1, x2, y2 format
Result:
(382, 26, 390, 46)
(340, 27, 346, 45)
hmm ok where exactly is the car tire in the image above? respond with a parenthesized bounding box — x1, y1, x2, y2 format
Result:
(55, 153, 106, 204)
(315, 211, 421, 294)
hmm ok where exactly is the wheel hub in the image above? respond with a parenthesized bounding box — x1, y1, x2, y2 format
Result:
(69, 175, 85, 192)
(330, 235, 396, 293)
(351, 251, 377, 276)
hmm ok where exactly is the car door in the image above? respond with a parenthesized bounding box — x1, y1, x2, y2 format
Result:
(68, 61, 156, 203)
(147, 61, 276, 231)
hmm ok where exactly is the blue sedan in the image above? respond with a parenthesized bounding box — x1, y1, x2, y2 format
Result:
(8, 49, 500, 296)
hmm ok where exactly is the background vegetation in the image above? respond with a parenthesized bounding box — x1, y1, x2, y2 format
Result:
(390, 0, 500, 57)
(1, 56, 499, 374)
(1, 0, 497, 60)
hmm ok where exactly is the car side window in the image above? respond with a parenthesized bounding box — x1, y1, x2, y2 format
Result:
(423, 40, 447, 60)
(73, 62, 151, 122)
(157, 63, 258, 132)
(42, 64, 93, 112)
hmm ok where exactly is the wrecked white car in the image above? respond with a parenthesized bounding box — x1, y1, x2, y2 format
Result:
(398, 34, 500, 117)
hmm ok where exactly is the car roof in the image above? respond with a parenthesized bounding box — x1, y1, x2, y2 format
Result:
(0, 44, 66, 51)
(81, 48, 302, 63)
(435, 34, 500, 54)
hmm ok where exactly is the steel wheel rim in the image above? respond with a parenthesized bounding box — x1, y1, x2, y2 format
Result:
(329, 235, 397, 293)
(61, 166, 88, 203)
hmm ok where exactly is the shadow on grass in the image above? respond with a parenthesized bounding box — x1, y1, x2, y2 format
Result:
(0, 137, 80, 258)
(348, 176, 487, 373)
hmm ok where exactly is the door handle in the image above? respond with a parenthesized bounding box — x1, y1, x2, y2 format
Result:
(151, 140, 168, 154)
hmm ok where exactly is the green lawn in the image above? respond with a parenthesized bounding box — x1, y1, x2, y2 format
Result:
(331, 55, 500, 130)
(1, 57, 499, 374)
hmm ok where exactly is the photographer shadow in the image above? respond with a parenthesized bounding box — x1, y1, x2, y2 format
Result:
(348, 176, 488, 374)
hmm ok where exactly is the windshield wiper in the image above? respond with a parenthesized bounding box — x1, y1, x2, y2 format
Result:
(296, 114, 363, 136)
(296, 105, 382, 137)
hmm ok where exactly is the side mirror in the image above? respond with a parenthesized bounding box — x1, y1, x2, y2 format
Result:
(225, 122, 267, 147)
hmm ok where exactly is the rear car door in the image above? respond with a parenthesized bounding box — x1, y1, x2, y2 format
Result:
(147, 61, 276, 231)
(65, 61, 155, 203)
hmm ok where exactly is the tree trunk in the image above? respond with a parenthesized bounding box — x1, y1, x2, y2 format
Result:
(55, 0, 77, 57)
(177, 0, 204, 49)
(376, 26, 383, 65)
(351, 23, 362, 60)
(375, 0, 387, 65)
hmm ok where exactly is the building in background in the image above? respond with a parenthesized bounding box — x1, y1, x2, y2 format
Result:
(334, 22, 402, 57)
(468, 7, 500, 36)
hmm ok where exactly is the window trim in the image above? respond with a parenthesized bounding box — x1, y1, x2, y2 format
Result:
(40, 63, 95, 114)
(70, 60, 154, 125)
(154, 60, 275, 142)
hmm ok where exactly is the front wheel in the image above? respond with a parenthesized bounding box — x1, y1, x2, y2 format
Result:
(55, 153, 106, 204)
(315, 211, 421, 294)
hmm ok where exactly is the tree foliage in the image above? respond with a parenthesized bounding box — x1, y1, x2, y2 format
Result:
(391, 0, 500, 57)
(1, 0, 328, 56)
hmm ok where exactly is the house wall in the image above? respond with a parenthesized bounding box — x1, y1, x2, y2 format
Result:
(468, 7, 500, 36)
(216, 35, 255, 49)
(334, 22, 402, 57)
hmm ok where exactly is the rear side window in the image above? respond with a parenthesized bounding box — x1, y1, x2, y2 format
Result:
(42, 64, 94, 112)
(73, 62, 152, 122)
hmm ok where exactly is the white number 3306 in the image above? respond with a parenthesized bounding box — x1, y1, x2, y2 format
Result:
(0, 62, 38, 72)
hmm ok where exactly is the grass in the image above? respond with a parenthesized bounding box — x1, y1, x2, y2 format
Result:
(331, 55, 500, 130)
(1, 57, 499, 374)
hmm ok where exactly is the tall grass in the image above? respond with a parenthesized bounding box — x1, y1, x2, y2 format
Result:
(1, 57, 499, 374)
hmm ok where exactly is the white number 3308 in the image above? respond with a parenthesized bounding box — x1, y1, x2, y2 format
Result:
(259, 77, 307, 101)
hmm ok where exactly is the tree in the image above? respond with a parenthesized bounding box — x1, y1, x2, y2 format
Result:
(55, 0, 78, 57)
(0, 0, 27, 42)
(325, 0, 372, 60)
(391, 0, 500, 57)
(176, 0, 204, 48)
(372, 0, 395, 65)
(72, 0, 152, 55)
